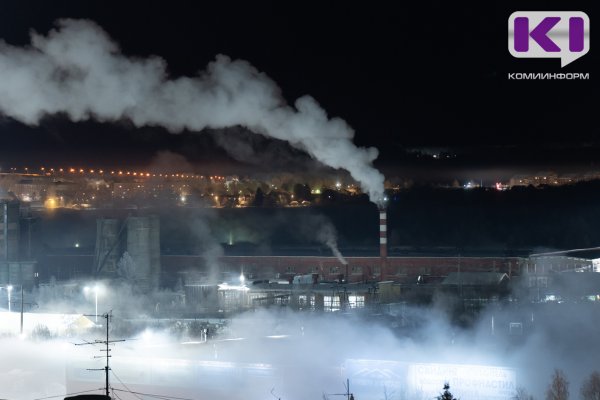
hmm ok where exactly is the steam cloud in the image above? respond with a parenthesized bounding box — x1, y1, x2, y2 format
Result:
(2, 298, 600, 400)
(0, 19, 385, 203)
(189, 209, 224, 283)
(292, 213, 348, 265)
(315, 218, 348, 265)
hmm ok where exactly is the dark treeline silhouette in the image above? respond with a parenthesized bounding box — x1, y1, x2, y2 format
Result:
(387, 181, 600, 252)
(25, 181, 600, 257)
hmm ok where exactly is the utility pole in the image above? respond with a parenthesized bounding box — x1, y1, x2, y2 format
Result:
(20, 285, 23, 335)
(346, 378, 351, 400)
(327, 378, 354, 400)
(104, 313, 109, 396)
(3, 202, 8, 263)
(76, 311, 125, 397)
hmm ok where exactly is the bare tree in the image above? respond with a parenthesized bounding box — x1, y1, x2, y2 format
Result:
(546, 369, 569, 400)
(581, 371, 600, 400)
(437, 383, 459, 400)
(117, 251, 136, 282)
(381, 385, 395, 400)
(513, 386, 535, 400)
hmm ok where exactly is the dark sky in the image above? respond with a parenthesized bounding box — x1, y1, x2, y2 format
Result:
(0, 0, 597, 174)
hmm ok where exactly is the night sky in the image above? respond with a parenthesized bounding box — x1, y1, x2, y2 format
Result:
(0, 0, 597, 175)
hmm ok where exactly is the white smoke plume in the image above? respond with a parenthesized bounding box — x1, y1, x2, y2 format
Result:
(188, 208, 224, 283)
(298, 214, 347, 265)
(317, 222, 348, 265)
(0, 19, 385, 203)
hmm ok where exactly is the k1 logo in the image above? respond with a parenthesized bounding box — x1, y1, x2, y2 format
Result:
(508, 12, 590, 67)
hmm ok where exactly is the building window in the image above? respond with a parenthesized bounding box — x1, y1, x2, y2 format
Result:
(351, 266, 362, 275)
(348, 295, 365, 309)
(298, 295, 315, 310)
(528, 276, 548, 288)
(323, 295, 340, 312)
(330, 266, 340, 274)
(286, 265, 295, 273)
(274, 295, 289, 306)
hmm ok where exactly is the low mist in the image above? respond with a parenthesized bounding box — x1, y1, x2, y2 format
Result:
(2, 277, 599, 400)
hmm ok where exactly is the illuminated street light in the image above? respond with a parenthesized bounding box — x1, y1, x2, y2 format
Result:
(7, 285, 12, 312)
(84, 284, 101, 323)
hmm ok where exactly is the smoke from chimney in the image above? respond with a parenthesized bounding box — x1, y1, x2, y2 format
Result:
(0, 19, 385, 203)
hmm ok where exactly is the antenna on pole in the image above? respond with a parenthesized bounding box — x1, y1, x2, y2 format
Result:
(75, 311, 126, 397)
(326, 378, 354, 400)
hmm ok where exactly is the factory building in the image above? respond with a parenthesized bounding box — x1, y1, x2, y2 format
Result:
(184, 278, 379, 314)
(94, 218, 121, 275)
(126, 216, 161, 292)
(0, 199, 20, 261)
(93, 216, 161, 292)
(34, 209, 600, 315)
(0, 199, 37, 288)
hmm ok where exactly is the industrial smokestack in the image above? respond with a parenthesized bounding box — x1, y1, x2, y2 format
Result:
(379, 209, 387, 259)
(379, 208, 387, 281)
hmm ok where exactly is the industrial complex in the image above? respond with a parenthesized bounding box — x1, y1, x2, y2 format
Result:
(2, 192, 599, 320)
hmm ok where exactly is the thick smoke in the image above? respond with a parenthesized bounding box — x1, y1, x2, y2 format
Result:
(210, 127, 323, 172)
(188, 208, 224, 283)
(312, 216, 348, 265)
(0, 19, 385, 203)
(149, 150, 196, 174)
(282, 212, 347, 264)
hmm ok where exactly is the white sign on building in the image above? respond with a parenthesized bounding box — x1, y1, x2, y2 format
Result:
(408, 363, 516, 400)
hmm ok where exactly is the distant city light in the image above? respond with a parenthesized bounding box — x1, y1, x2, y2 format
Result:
(44, 198, 58, 209)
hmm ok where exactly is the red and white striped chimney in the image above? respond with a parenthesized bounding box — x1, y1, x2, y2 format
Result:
(379, 209, 387, 259)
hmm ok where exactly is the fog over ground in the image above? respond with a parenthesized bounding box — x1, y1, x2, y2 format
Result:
(1, 283, 599, 400)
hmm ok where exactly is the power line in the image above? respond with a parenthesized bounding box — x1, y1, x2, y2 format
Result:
(111, 370, 143, 400)
(112, 388, 200, 400)
(111, 389, 124, 400)
(529, 246, 600, 257)
(31, 388, 104, 400)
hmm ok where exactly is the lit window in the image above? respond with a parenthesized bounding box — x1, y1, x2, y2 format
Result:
(324, 295, 340, 312)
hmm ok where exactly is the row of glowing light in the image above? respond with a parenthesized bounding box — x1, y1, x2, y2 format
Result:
(10, 167, 226, 180)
